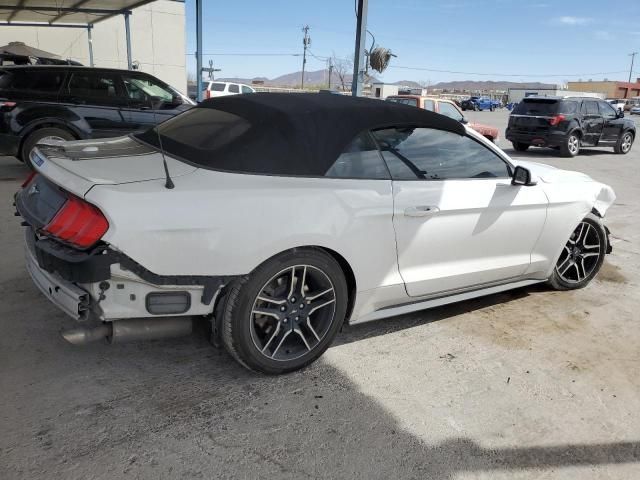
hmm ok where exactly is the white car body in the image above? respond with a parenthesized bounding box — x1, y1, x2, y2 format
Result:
(24, 126, 614, 325)
(203, 81, 255, 99)
(608, 99, 626, 112)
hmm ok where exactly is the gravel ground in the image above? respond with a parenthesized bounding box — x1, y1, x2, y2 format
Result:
(1, 110, 639, 479)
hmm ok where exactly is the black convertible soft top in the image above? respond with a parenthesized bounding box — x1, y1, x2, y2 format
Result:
(137, 92, 466, 176)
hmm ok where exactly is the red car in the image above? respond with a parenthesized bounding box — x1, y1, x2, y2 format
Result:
(386, 95, 499, 142)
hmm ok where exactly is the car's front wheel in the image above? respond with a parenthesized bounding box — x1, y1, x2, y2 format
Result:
(614, 131, 634, 154)
(548, 215, 607, 290)
(220, 249, 348, 374)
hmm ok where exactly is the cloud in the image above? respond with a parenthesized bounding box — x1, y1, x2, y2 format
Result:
(595, 30, 614, 41)
(553, 16, 593, 26)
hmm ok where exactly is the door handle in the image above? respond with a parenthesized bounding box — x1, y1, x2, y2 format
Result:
(404, 205, 440, 217)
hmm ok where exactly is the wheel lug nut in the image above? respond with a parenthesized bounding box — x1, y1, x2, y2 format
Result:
(290, 297, 296, 303)
(299, 304, 305, 309)
(283, 318, 289, 323)
(280, 306, 286, 312)
(295, 316, 300, 321)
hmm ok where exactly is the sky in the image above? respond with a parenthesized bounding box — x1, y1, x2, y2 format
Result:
(184, 0, 640, 85)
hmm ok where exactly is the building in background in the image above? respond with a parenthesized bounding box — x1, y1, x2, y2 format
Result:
(508, 87, 605, 103)
(567, 79, 640, 99)
(0, 0, 187, 92)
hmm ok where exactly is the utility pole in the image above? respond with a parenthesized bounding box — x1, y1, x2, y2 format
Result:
(301, 25, 311, 89)
(629, 52, 638, 83)
(202, 59, 221, 80)
(351, 0, 369, 96)
(328, 57, 333, 89)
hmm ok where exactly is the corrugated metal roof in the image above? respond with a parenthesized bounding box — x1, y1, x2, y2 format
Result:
(0, 1, 156, 26)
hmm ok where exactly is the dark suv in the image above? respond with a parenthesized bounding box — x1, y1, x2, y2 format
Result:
(506, 96, 635, 157)
(0, 66, 194, 165)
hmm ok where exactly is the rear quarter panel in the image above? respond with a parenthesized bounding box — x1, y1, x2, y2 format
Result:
(85, 169, 402, 294)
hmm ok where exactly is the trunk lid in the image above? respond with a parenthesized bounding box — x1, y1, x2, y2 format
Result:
(31, 135, 197, 197)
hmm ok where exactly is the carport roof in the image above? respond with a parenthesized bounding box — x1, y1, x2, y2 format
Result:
(0, 1, 156, 26)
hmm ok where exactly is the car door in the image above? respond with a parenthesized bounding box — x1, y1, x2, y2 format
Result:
(121, 72, 190, 133)
(60, 70, 130, 138)
(580, 100, 603, 145)
(597, 100, 622, 142)
(372, 127, 548, 297)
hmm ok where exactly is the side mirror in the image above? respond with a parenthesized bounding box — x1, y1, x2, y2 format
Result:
(511, 165, 537, 186)
(617, 110, 624, 118)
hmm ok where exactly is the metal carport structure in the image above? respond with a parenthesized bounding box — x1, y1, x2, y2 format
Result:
(0, 1, 157, 68)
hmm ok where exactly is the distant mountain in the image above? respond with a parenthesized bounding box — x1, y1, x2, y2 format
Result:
(428, 80, 557, 91)
(216, 69, 379, 89)
(206, 71, 556, 92)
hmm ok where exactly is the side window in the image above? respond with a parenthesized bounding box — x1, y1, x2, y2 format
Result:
(122, 74, 175, 107)
(209, 82, 226, 92)
(2, 70, 65, 93)
(438, 102, 464, 122)
(241, 85, 253, 94)
(67, 72, 122, 104)
(228, 84, 240, 94)
(598, 101, 617, 119)
(423, 99, 435, 111)
(582, 101, 598, 115)
(372, 127, 510, 180)
(324, 132, 389, 179)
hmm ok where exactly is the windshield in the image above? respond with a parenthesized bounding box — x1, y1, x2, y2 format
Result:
(386, 97, 418, 107)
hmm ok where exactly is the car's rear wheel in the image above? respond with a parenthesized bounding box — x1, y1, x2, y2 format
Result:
(21, 127, 76, 167)
(614, 131, 634, 154)
(220, 249, 348, 374)
(560, 132, 580, 157)
(512, 141, 530, 152)
(548, 215, 606, 290)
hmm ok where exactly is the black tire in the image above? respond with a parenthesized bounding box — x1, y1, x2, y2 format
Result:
(547, 214, 607, 291)
(220, 248, 348, 374)
(614, 130, 634, 154)
(21, 127, 76, 167)
(560, 131, 580, 157)
(512, 141, 530, 152)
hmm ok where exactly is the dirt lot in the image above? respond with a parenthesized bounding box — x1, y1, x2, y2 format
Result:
(1, 110, 639, 480)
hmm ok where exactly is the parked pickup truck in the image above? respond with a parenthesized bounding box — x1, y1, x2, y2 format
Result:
(461, 96, 498, 111)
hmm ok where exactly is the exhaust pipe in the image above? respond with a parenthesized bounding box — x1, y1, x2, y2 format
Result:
(61, 317, 193, 345)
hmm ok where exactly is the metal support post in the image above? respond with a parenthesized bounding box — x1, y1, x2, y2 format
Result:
(87, 25, 94, 67)
(196, 0, 203, 102)
(124, 12, 132, 70)
(351, 0, 368, 96)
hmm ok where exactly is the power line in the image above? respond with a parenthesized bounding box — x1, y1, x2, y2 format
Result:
(191, 53, 302, 57)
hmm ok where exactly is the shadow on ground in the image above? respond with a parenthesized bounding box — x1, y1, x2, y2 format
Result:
(2, 277, 638, 479)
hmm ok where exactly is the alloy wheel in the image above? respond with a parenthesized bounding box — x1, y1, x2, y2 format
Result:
(249, 265, 336, 361)
(621, 133, 633, 153)
(555, 221, 602, 284)
(567, 135, 579, 155)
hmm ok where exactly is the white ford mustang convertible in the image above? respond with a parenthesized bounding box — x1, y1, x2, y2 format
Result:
(16, 93, 615, 374)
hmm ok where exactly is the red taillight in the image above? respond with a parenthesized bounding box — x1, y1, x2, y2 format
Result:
(0, 101, 17, 111)
(21, 171, 37, 188)
(548, 114, 565, 126)
(43, 195, 109, 249)
(205, 89, 210, 99)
